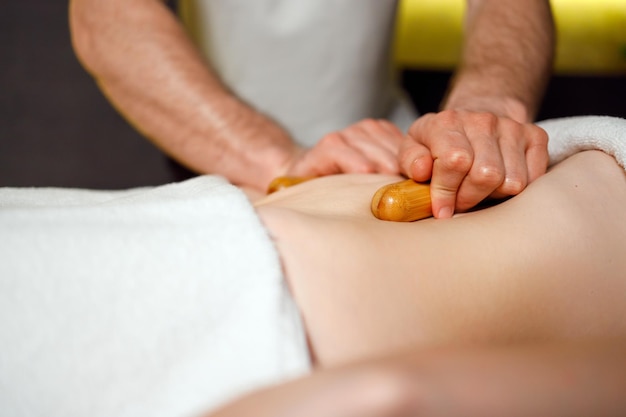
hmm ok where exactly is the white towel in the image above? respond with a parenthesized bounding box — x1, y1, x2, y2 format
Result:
(0, 176, 310, 417)
(538, 115, 626, 169)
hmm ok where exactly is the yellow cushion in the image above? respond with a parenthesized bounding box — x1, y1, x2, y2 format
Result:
(393, 0, 626, 75)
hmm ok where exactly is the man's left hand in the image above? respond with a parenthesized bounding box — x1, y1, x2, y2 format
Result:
(399, 110, 549, 218)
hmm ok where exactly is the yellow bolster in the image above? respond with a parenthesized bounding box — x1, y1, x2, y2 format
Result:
(393, 0, 626, 75)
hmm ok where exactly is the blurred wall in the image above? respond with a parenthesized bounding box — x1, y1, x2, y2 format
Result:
(1, 2, 173, 189)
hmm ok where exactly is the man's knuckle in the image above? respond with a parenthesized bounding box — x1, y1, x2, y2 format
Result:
(500, 118, 522, 136)
(408, 113, 436, 137)
(529, 126, 549, 146)
(473, 112, 499, 135)
(440, 147, 473, 172)
(436, 109, 459, 125)
(474, 163, 505, 186)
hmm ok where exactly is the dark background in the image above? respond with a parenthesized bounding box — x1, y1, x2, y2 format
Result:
(2, 2, 625, 189)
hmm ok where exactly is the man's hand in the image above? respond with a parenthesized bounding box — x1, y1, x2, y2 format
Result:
(403, 0, 555, 218)
(282, 119, 405, 178)
(399, 110, 549, 218)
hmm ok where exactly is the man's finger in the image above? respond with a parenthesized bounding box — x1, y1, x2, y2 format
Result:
(525, 126, 550, 183)
(492, 127, 529, 198)
(452, 121, 506, 211)
(290, 133, 376, 176)
(398, 141, 433, 182)
(341, 124, 402, 174)
(429, 143, 475, 218)
(377, 119, 406, 140)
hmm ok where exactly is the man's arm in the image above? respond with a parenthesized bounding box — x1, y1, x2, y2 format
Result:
(399, 0, 555, 218)
(70, 0, 407, 191)
(70, 0, 300, 190)
(446, 0, 554, 123)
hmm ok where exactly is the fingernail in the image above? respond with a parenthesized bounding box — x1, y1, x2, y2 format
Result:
(437, 207, 454, 219)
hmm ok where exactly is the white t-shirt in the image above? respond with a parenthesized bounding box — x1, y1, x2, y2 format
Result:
(179, 0, 417, 146)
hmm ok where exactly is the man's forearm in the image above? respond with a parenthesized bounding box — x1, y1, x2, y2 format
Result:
(69, 0, 298, 190)
(444, 0, 555, 122)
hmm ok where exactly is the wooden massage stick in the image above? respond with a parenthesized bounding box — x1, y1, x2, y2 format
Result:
(267, 176, 433, 222)
(266, 176, 315, 194)
(370, 178, 432, 222)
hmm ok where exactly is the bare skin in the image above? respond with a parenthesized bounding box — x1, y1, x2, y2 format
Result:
(255, 151, 626, 367)
(204, 150, 626, 417)
(208, 340, 626, 417)
(69, 0, 554, 199)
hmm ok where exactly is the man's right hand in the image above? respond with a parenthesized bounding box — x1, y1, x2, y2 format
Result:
(282, 119, 406, 180)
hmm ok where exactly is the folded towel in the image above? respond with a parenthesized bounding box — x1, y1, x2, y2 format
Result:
(0, 176, 310, 417)
(538, 115, 626, 169)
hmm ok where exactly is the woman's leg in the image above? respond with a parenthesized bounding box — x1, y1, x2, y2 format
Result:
(255, 151, 626, 367)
